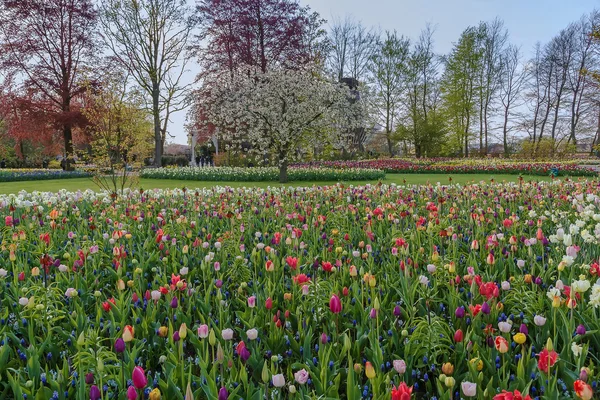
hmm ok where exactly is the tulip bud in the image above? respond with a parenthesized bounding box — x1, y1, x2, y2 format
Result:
(261, 361, 270, 383)
(209, 329, 216, 346)
(216, 343, 224, 364)
(179, 323, 187, 339)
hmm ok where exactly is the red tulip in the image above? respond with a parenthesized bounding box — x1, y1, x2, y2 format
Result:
(265, 297, 273, 310)
(132, 366, 147, 389)
(574, 380, 593, 400)
(285, 256, 298, 270)
(537, 348, 558, 374)
(454, 329, 464, 343)
(493, 389, 532, 400)
(391, 382, 413, 400)
(329, 294, 342, 314)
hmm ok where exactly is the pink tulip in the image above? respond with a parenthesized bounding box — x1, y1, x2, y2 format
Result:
(132, 366, 147, 389)
(329, 294, 342, 314)
(127, 386, 137, 400)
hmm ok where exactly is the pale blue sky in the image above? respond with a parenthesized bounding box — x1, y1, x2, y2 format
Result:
(170, 0, 599, 144)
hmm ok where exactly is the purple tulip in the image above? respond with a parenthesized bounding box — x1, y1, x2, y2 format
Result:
(239, 346, 251, 362)
(369, 308, 377, 319)
(90, 385, 101, 400)
(481, 302, 491, 315)
(173, 331, 180, 342)
(85, 373, 94, 384)
(393, 305, 401, 317)
(576, 324, 586, 335)
(455, 306, 465, 318)
(114, 338, 125, 353)
(216, 279, 223, 288)
(519, 324, 528, 335)
(218, 387, 229, 400)
(320, 332, 328, 345)
(170, 297, 178, 308)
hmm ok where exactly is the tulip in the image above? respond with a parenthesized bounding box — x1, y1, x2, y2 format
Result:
(149, 388, 161, 400)
(265, 297, 273, 310)
(392, 359, 406, 374)
(246, 328, 258, 340)
(365, 361, 376, 379)
(574, 380, 593, 400)
(132, 366, 147, 389)
(170, 297, 178, 308)
(519, 324, 529, 335)
(537, 348, 558, 373)
(272, 374, 285, 387)
(513, 333, 526, 345)
(127, 386, 137, 400)
(393, 305, 401, 317)
(320, 332, 328, 344)
(222, 328, 234, 340)
(481, 302, 491, 315)
(454, 329, 464, 343)
(294, 368, 310, 385)
(179, 323, 187, 339)
(90, 385, 101, 400)
(114, 338, 125, 353)
(123, 325, 135, 342)
(329, 294, 342, 314)
(461, 381, 477, 397)
(158, 326, 168, 338)
(576, 324, 586, 335)
(495, 336, 509, 353)
(534, 315, 546, 326)
(455, 306, 465, 318)
(391, 382, 413, 400)
(442, 362, 454, 375)
(247, 296, 256, 308)
(218, 387, 229, 400)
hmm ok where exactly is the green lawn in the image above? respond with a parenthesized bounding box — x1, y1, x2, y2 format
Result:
(0, 173, 559, 195)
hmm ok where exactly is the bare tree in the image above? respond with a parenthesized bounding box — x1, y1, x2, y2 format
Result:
(477, 19, 508, 154)
(498, 45, 526, 155)
(327, 16, 378, 83)
(566, 12, 599, 145)
(368, 30, 410, 156)
(100, 0, 192, 167)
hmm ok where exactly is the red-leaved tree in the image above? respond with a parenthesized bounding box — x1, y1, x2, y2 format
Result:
(0, 0, 97, 169)
(193, 0, 327, 78)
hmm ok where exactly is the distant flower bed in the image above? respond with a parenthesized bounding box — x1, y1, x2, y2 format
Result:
(0, 169, 92, 182)
(294, 160, 597, 177)
(140, 166, 385, 182)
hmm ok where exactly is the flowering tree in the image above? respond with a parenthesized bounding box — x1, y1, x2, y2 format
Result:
(204, 66, 357, 182)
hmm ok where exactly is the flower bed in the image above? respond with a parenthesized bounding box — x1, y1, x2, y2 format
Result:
(0, 181, 599, 399)
(0, 169, 92, 182)
(140, 166, 386, 182)
(294, 159, 598, 177)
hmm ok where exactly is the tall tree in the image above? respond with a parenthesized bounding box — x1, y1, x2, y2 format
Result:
(328, 16, 378, 83)
(100, 0, 192, 167)
(477, 19, 508, 154)
(498, 45, 526, 155)
(369, 30, 410, 156)
(194, 0, 326, 78)
(0, 0, 97, 169)
(400, 25, 445, 158)
(441, 27, 483, 157)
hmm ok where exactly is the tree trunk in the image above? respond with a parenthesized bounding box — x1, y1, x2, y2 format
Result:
(386, 133, 394, 157)
(279, 152, 288, 183)
(63, 124, 74, 171)
(152, 82, 162, 167)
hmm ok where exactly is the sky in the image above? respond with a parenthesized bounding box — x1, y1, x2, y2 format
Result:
(168, 0, 599, 144)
